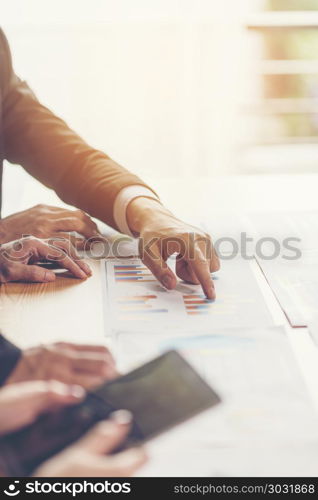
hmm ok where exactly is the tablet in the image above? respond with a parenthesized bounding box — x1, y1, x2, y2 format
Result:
(1, 350, 221, 476)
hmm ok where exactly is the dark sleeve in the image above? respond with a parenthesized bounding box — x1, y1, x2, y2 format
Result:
(0, 334, 21, 385)
(0, 28, 157, 230)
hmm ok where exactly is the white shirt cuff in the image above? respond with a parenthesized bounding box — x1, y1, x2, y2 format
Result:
(113, 185, 160, 237)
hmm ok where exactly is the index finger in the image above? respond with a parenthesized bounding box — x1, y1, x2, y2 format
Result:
(66, 354, 115, 376)
(36, 242, 87, 279)
(187, 246, 215, 299)
(54, 342, 112, 354)
(56, 216, 99, 239)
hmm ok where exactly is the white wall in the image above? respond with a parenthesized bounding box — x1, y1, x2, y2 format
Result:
(1, 0, 263, 181)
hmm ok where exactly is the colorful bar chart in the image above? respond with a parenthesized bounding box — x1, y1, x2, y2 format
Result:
(116, 294, 169, 319)
(183, 294, 215, 315)
(106, 257, 276, 333)
(114, 264, 156, 283)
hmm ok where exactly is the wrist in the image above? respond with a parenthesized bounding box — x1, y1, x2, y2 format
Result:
(126, 197, 174, 235)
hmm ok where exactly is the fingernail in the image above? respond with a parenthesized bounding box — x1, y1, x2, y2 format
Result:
(82, 262, 92, 275)
(79, 270, 87, 279)
(44, 271, 56, 282)
(69, 386, 85, 398)
(207, 286, 215, 300)
(110, 409, 133, 425)
(162, 275, 173, 289)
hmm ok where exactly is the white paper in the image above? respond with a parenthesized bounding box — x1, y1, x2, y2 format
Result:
(89, 223, 139, 259)
(116, 327, 313, 416)
(256, 251, 318, 327)
(248, 210, 318, 254)
(103, 257, 275, 335)
(116, 327, 318, 476)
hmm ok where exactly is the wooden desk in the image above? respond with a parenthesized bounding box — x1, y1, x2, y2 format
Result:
(0, 259, 105, 348)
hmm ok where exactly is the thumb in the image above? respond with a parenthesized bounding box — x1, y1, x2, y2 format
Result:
(74, 411, 132, 454)
(140, 240, 176, 290)
(8, 263, 56, 283)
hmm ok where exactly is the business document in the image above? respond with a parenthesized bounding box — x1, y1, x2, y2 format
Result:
(103, 256, 275, 335)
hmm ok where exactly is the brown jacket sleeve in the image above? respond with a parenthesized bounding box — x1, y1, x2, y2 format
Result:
(0, 28, 156, 230)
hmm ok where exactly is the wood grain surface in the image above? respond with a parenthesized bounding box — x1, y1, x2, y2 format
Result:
(0, 259, 108, 349)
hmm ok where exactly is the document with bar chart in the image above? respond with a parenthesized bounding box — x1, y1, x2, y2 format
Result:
(103, 257, 275, 334)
